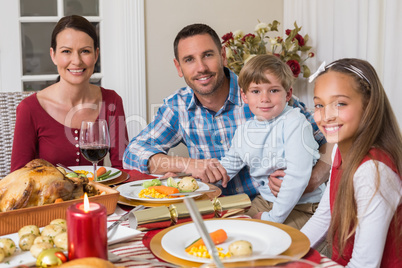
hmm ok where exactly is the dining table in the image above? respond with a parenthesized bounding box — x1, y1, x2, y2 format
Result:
(105, 169, 344, 268)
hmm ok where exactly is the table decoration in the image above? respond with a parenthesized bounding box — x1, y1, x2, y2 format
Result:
(169, 199, 216, 225)
(67, 193, 107, 260)
(126, 195, 251, 231)
(129, 206, 173, 230)
(222, 20, 314, 78)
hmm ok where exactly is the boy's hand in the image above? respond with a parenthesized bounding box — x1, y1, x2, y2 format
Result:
(268, 170, 285, 197)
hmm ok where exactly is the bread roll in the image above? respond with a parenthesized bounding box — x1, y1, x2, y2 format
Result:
(57, 257, 124, 268)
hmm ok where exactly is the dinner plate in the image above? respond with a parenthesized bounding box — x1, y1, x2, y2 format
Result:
(161, 219, 292, 263)
(150, 218, 310, 267)
(68, 166, 122, 183)
(117, 179, 210, 203)
(0, 223, 141, 268)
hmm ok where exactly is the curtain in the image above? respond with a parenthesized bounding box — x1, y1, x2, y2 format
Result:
(284, 0, 402, 128)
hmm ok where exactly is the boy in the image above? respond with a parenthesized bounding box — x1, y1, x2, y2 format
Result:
(219, 54, 324, 229)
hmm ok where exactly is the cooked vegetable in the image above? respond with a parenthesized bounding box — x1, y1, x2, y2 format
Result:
(41, 224, 66, 238)
(185, 229, 228, 252)
(167, 177, 178, 188)
(97, 170, 111, 180)
(50, 219, 67, 229)
(19, 233, 37, 251)
(177, 177, 199, 192)
(187, 245, 230, 259)
(98, 170, 120, 181)
(149, 185, 180, 195)
(0, 238, 16, 257)
(30, 242, 54, 258)
(0, 248, 4, 263)
(228, 240, 253, 257)
(65, 172, 78, 178)
(142, 178, 162, 188)
(18, 225, 40, 238)
(53, 232, 67, 251)
(96, 167, 107, 177)
(34, 236, 54, 246)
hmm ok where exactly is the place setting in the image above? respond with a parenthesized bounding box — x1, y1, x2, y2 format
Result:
(148, 198, 316, 267)
(116, 175, 222, 207)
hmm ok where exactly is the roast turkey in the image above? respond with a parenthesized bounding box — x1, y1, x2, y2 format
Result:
(0, 159, 89, 212)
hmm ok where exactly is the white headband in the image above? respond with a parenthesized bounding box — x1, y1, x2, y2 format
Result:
(308, 61, 370, 85)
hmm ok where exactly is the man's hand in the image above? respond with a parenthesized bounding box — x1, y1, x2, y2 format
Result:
(149, 154, 230, 187)
(268, 170, 285, 197)
(184, 158, 230, 187)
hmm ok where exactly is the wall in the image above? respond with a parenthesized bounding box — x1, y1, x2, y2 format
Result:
(144, 0, 284, 156)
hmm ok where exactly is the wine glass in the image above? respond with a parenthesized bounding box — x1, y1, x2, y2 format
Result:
(79, 119, 110, 181)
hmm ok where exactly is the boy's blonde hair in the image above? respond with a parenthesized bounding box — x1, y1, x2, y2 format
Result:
(238, 54, 295, 93)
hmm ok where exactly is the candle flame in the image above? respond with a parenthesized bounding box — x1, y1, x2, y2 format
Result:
(83, 193, 90, 212)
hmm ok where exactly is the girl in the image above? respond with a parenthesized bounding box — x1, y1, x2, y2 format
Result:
(301, 58, 401, 267)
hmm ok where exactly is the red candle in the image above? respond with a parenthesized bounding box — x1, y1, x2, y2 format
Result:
(67, 194, 107, 260)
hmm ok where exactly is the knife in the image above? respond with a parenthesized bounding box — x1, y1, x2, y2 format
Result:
(107, 205, 145, 232)
(168, 189, 216, 196)
(129, 172, 192, 187)
(183, 198, 224, 268)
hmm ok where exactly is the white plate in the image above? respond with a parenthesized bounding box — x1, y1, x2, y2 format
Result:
(0, 223, 141, 268)
(117, 179, 209, 203)
(161, 219, 292, 263)
(68, 166, 122, 183)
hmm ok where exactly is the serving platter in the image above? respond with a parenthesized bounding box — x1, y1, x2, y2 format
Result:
(0, 223, 141, 268)
(150, 218, 310, 267)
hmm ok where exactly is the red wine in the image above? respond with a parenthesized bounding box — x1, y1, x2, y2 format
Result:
(80, 146, 109, 162)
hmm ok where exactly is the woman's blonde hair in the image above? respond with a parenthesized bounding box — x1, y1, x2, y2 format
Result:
(238, 54, 295, 93)
(318, 58, 402, 254)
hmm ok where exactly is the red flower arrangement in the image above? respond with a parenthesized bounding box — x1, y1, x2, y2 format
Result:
(222, 20, 314, 77)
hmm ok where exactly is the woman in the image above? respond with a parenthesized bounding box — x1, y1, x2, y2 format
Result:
(11, 15, 128, 170)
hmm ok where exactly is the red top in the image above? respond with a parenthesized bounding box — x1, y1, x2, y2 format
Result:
(11, 87, 128, 171)
(329, 148, 401, 267)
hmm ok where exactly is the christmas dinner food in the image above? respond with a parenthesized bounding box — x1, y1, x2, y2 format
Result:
(0, 159, 101, 212)
(184, 228, 253, 259)
(0, 218, 68, 263)
(138, 177, 200, 199)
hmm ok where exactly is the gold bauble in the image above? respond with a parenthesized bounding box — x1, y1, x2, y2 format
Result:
(36, 248, 66, 267)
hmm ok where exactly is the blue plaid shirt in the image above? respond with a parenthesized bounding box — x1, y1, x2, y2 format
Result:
(123, 68, 325, 199)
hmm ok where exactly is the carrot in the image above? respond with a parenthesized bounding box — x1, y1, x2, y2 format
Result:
(185, 229, 228, 252)
(54, 198, 64, 203)
(96, 167, 107, 177)
(148, 185, 180, 195)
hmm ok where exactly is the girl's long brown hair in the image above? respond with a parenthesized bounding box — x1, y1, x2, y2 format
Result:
(318, 58, 402, 255)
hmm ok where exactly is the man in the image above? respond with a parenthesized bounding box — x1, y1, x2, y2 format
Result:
(123, 23, 330, 199)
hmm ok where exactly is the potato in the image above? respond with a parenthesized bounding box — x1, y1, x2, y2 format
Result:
(19, 233, 37, 251)
(0, 238, 16, 257)
(41, 224, 66, 238)
(53, 232, 67, 250)
(57, 166, 67, 175)
(177, 176, 199, 192)
(50, 219, 67, 229)
(0, 248, 4, 263)
(30, 242, 54, 258)
(34, 236, 54, 246)
(18, 225, 40, 238)
(228, 240, 253, 257)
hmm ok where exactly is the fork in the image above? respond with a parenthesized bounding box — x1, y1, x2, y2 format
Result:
(108, 205, 145, 232)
